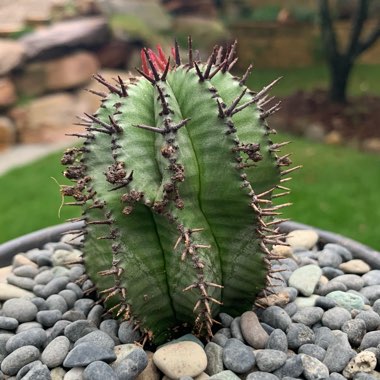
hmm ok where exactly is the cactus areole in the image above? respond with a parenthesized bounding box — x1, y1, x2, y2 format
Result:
(61, 39, 297, 344)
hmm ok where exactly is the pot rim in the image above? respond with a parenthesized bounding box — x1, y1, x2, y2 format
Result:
(0, 221, 379, 268)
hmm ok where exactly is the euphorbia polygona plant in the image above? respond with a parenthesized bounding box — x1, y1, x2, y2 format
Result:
(61, 39, 298, 344)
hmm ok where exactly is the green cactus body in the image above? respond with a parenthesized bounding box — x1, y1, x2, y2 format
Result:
(62, 40, 295, 344)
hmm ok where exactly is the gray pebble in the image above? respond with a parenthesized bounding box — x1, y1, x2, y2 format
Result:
(246, 373, 278, 380)
(266, 329, 288, 352)
(323, 331, 355, 372)
(40, 277, 70, 298)
(211, 333, 228, 347)
(298, 344, 326, 362)
(222, 338, 255, 374)
(353, 373, 377, 380)
(300, 353, 329, 380)
(329, 372, 347, 380)
(261, 306, 292, 331)
(255, 349, 287, 372)
(36, 310, 62, 327)
(114, 347, 148, 379)
(273, 355, 304, 378)
(83, 361, 118, 380)
(46, 294, 68, 314)
(2, 299, 37, 323)
(373, 299, 380, 315)
(75, 330, 115, 350)
(82, 279, 95, 292)
(61, 309, 86, 321)
(330, 274, 364, 291)
(41, 335, 70, 368)
(215, 328, 231, 338)
(347, 290, 370, 305)
(63, 342, 116, 367)
(16, 360, 51, 380)
(68, 266, 85, 282)
(0, 345, 40, 376)
(118, 320, 141, 344)
(205, 342, 224, 376)
(0, 334, 14, 357)
(6, 328, 46, 352)
(58, 289, 77, 309)
(316, 281, 347, 296)
(48, 320, 71, 341)
(64, 320, 97, 342)
(291, 307, 324, 326)
(315, 296, 337, 310)
(12, 265, 38, 279)
(87, 305, 104, 327)
(73, 298, 94, 317)
(283, 302, 298, 317)
(219, 313, 233, 328)
(322, 307, 351, 329)
(355, 310, 380, 331)
(322, 267, 344, 280)
(34, 270, 54, 285)
(66, 282, 83, 298)
(360, 331, 380, 350)
(324, 244, 352, 261)
(16, 322, 42, 333)
(31, 297, 48, 311)
(287, 323, 315, 350)
(6, 275, 35, 291)
(341, 318, 367, 347)
(314, 327, 335, 350)
(36, 255, 53, 267)
(318, 249, 342, 268)
(260, 323, 274, 336)
(0, 317, 18, 331)
(360, 285, 380, 304)
(230, 317, 244, 342)
(362, 270, 380, 287)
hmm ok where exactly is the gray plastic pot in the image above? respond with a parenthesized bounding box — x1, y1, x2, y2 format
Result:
(0, 221, 379, 269)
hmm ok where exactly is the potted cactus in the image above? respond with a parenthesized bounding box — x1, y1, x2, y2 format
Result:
(59, 38, 299, 344)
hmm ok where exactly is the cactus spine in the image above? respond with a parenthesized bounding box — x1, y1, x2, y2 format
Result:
(62, 39, 297, 344)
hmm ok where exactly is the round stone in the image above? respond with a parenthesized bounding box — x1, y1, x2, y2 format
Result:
(41, 336, 70, 368)
(339, 260, 370, 274)
(362, 270, 380, 286)
(2, 299, 38, 322)
(58, 289, 77, 309)
(240, 311, 269, 349)
(247, 373, 278, 380)
(222, 338, 255, 374)
(230, 317, 244, 341)
(6, 328, 47, 352)
(261, 306, 292, 331)
(41, 277, 70, 298)
(13, 265, 39, 278)
(255, 349, 287, 372)
(46, 294, 68, 314)
(341, 319, 367, 347)
(286, 230, 319, 250)
(87, 304, 104, 327)
(330, 274, 364, 291)
(322, 306, 352, 329)
(291, 307, 324, 326)
(289, 265, 322, 297)
(84, 361, 118, 380)
(360, 331, 380, 350)
(0, 345, 40, 375)
(273, 355, 304, 379)
(265, 329, 288, 352)
(298, 344, 326, 362)
(0, 316, 18, 331)
(314, 327, 335, 350)
(6, 274, 35, 290)
(205, 342, 224, 376)
(287, 323, 315, 350)
(64, 320, 97, 342)
(114, 348, 148, 379)
(323, 331, 355, 372)
(360, 286, 380, 305)
(118, 320, 141, 344)
(326, 291, 365, 311)
(323, 244, 352, 261)
(153, 341, 207, 378)
(219, 313, 234, 328)
(63, 342, 116, 367)
(355, 310, 380, 331)
(318, 249, 342, 268)
(300, 354, 329, 380)
(36, 310, 62, 327)
(75, 330, 115, 350)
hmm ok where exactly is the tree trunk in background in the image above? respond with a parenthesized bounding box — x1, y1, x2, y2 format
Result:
(318, 0, 380, 103)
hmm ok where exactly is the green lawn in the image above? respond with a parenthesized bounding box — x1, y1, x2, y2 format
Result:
(247, 64, 380, 96)
(1, 133, 380, 250)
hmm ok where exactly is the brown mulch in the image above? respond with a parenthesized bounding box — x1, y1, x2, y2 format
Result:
(274, 90, 380, 142)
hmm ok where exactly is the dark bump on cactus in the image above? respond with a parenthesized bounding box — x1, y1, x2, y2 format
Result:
(60, 38, 299, 345)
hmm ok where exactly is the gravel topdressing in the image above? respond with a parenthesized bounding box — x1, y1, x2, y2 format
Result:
(0, 229, 379, 379)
